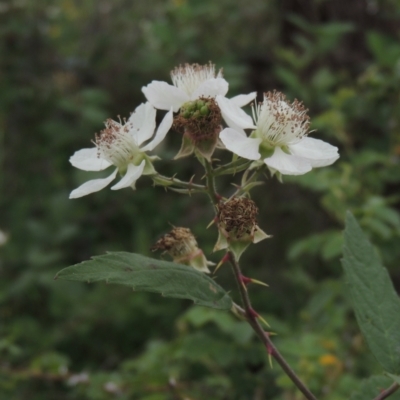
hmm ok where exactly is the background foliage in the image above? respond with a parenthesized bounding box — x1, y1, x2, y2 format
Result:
(1, 0, 400, 399)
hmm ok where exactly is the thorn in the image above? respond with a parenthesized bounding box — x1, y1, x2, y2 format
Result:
(249, 278, 269, 288)
(258, 314, 270, 328)
(207, 217, 217, 229)
(247, 307, 270, 328)
(239, 274, 249, 292)
(268, 353, 273, 368)
(213, 252, 230, 274)
(239, 274, 252, 285)
(239, 274, 269, 288)
(265, 332, 274, 367)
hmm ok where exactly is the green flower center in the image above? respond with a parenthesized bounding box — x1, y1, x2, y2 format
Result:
(180, 99, 212, 119)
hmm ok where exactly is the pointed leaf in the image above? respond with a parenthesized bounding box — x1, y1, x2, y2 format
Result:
(55, 252, 232, 310)
(342, 212, 400, 374)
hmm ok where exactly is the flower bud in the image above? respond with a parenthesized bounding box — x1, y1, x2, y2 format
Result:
(152, 227, 212, 273)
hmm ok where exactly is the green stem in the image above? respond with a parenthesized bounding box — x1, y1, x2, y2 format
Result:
(228, 252, 319, 400)
(153, 174, 206, 191)
(372, 382, 400, 400)
(204, 159, 219, 208)
(213, 158, 252, 176)
(230, 167, 264, 198)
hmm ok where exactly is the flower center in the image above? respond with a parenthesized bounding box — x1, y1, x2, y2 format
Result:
(95, 119, 142, 169)
(171, 62, 223, 97)
(173, 97, 222, 142)
(252, 91, 310, 147)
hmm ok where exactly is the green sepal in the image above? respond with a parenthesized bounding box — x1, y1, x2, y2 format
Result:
(195, 135, 218, 161)
(229, 240, 250, 261)
(174, 133, 195, 159)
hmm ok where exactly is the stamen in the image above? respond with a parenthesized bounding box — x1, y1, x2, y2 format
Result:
(95, 118, 139, 168)
(255, 91, 310, 146)
(171, 62, 223, 96)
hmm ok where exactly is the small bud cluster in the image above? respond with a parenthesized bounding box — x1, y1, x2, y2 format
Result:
(181, 99, 211, 119)
(152, 227, 211, 273)
(152, 227, 197, 258)
(214, 197, 270, 260)
(173, 97, 222, 141)
(218, 197, 259, 240)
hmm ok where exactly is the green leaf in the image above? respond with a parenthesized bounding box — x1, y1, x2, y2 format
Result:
(386, 373, 400, 386)
(55, 252, 232, 310)
(350, 375, 400, 400)
(342, 212, 400, 374)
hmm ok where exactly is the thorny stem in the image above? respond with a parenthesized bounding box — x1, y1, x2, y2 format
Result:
(228, 252, 319, 400)
(372, 382, 400, 400)
(204, 161, 318, 400)
(154, 174, 206, 191)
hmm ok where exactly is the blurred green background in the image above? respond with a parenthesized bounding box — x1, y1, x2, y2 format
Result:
(1, 0, 400, 399)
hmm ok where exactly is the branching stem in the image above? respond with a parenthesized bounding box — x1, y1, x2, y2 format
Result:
(154, 174, 206, 191)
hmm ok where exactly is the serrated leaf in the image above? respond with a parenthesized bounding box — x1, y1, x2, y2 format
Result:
(342, 212, 400, 374)
(350, 375, 400, 400)
(55, 252, 232, 310)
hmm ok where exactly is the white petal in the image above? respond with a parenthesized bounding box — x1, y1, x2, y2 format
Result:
(220, 128, 261, 160)
(142, 81, 188, 112)
(229, 92, 257, 108)
(264, 147, 312, 175)
(141, 108, 173, 152)
(288, 137, 339, 168)
(69, 168, 118, 198)
(216, 95, 257, 130)
(111, 161, 145, 190)
(69, 148, 112, 171)
(191, 78, 229, 99)
(127, 102, 156, 146)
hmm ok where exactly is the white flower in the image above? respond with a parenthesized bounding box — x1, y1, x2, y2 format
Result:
(142, 62, 256, 130)
(69, 103, 173, 198)
(220, 91, 339, 175)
